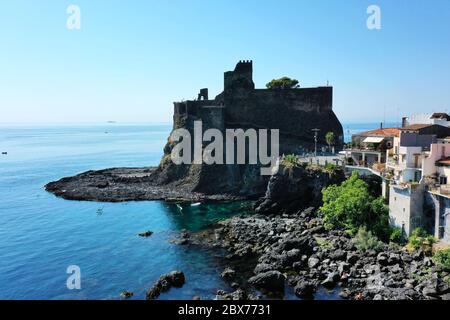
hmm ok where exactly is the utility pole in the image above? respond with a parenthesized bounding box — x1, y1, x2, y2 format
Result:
(312, 128, 320, 158)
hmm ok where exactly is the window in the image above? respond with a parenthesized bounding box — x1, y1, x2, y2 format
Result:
(440, 176, 448, 185)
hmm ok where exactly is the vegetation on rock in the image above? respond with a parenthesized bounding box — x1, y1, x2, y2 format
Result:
(433, 248, 450, 271)
(406, 228, 435, 254)
(266, 77, 300, 89)
(319, 172, 390, 240)
(352, 226, 384, 252)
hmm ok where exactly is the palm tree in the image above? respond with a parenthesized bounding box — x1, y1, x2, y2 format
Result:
(325, 132, 335, 154)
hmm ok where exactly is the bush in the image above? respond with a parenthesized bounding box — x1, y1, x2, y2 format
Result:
(319, 172, 390, 239)
(282, 154, 299, 167)
(389, 227, 404, 244)
(433, 249, 450, 271)
(406, 228, 435, 253)
(352, 226, 384, 252)
(266, 77, 300, 89)
(324, 163, 337, 172)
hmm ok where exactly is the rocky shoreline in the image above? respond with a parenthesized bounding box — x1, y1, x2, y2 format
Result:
(191, 207, 450, 300)
(45, 164, 450, 300)
(45, 167, 246, 202)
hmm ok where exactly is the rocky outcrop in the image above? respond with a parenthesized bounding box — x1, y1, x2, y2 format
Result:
(146, 271, 186, 300)
(199, 208, 450, 300)
(45, 167, 247, 202)
(254, 164, 345, 214)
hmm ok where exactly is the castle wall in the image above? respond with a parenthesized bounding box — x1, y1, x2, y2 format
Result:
(223, 86, 343, 150)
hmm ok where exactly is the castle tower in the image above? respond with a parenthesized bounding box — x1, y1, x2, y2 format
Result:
(224, 60, 255, 91)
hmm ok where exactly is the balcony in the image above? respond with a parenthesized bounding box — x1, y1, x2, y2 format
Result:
(429, 184, 450, 197)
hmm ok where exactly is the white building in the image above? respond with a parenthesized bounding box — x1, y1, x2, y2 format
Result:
(387, 124, 450, 241)
(402, 113, 450, 128)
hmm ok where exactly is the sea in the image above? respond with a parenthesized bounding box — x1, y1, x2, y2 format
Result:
(0, 122, 388, 300)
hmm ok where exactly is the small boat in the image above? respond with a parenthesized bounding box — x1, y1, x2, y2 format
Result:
(191, 202, 201, 207)
(1, 152, 7, 155)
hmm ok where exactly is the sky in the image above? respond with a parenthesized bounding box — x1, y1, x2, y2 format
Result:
(1, 0, 450, 124)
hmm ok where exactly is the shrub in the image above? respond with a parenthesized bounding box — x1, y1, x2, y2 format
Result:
(319, 172, 390, 239)
(324, 163, 338, 172)
(389, 227, 404, 244)
(352, 226, 384, 252)
(282, 154, 299, 167)
(266, 77, 300, 89)
(433, 249, 450, 271)
(406, 228, 436, 253)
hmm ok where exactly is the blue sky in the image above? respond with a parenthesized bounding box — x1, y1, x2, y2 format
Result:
(1, 0, 450, 124)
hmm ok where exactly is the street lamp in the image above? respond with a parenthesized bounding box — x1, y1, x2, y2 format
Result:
(312, 128, 320, 158)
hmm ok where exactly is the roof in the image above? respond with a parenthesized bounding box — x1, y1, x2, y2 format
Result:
(363, 136, 385, 143)
(400, 124, 434, 131)
(356, 128, 400, 137)
(437, 157, 450, 166)
(431, 112, 450, 120)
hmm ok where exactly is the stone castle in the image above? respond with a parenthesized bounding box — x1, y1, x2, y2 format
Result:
(172, 60, 343, 154)
(156, 61, 344, 197)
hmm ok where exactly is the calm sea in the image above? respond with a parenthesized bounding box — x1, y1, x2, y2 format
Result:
(0, 122, 384, 299)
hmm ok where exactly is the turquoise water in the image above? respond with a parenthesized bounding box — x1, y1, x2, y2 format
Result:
(0, 122, 381, 300)
(0, 124, 253, 300)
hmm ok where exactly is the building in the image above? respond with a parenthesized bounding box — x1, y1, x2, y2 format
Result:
(402, 113, 450, 128)
(387, 124, 450, 241)
(347, 127, 399, 173)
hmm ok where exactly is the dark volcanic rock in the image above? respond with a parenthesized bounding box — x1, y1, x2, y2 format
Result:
(45, 167, 248, 202)
(295, 281, 316, 299)
(248, 271, 285, 293)
(146, 271, 185, 300)
(254, 165, 345, 215)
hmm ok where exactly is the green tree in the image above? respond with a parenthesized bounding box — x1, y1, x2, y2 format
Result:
(325, 132, 335, 152)
(319, 171, 390, 239)
(266, 77, 300, 89)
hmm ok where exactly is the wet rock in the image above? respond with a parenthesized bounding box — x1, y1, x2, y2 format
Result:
(321, 272, 340, 289)
(248, 271, 285, 293)
(215, 289, 247, 300)
(221, 268, 236, 280)
(138, 231, 153, 237)
(120, 291, 134, 299)
(146, 270, 185, 300)
(295, 281, 315, 299)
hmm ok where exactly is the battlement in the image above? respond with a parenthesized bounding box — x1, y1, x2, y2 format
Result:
(172, 61, 343, 150)
(224, 59, 254, 90)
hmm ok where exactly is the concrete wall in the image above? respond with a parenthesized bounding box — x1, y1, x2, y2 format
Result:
(389, 184, 425, 235)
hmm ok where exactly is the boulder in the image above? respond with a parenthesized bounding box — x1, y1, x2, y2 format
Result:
(221, 268, 236, 280)
(321, 272, 340, 289)
(294, 281, 315, 299)
(248, 271, 285, 292)
(308, 256, 320, 269)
